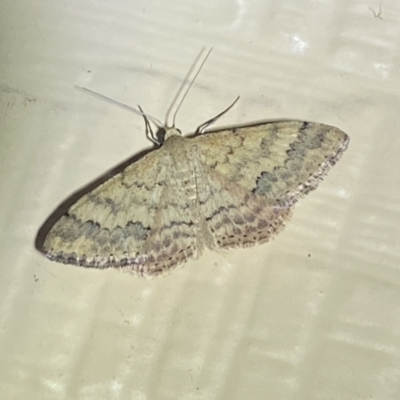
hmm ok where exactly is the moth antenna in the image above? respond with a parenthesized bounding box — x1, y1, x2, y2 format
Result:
(165, 48, 213, 129)
(195, 96, 240, 135)
(75, 86, 164, 128)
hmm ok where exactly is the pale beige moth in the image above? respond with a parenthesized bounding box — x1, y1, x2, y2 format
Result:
(37, 63, 349, 276)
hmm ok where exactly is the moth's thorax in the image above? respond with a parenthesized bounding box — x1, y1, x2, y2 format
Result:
(162, 130, 196, 162)
(162, 132, 203, 205)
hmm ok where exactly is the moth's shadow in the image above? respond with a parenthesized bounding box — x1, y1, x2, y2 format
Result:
(35, 118, 295, 253)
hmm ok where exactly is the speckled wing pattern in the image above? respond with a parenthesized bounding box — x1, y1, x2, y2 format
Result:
(41, 121, 349, 275)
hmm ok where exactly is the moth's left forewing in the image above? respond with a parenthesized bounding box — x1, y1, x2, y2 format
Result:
(193, 121, 349, 205)
(40, 148, 169, 269)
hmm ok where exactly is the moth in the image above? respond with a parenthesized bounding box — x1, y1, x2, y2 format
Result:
(37, 54, 349, 276)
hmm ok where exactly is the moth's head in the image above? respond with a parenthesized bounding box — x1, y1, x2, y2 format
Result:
(164, 127, 182, 141)
(136, 108, 182, 147)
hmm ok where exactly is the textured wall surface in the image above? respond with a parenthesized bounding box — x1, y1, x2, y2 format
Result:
(1, 0, 400, 399)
